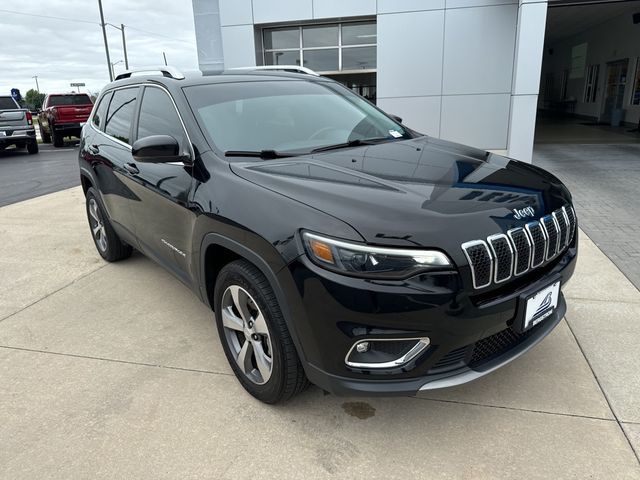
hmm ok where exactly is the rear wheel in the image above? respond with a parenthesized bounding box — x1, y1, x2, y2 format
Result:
(27, 141, 38, 155)
(85, 187, 132, 262)
(40, 124, 51, 143)
(52, 129, 64, 147)
(214, 260, 309, 404)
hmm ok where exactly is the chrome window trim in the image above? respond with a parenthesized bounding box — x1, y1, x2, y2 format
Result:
(88, 82, 194, 162)
(525, 221, 548, 269)
(507, 227, 532, 276)
(487, 233, 514, 284)
(461, 239, 493, 290)
(345, 337, 430, 370)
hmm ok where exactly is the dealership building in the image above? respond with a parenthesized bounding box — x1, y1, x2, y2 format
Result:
(191, 0, 640, 162)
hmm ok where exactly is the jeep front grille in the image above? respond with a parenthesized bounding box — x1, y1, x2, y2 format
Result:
(462, 206, 576, 290)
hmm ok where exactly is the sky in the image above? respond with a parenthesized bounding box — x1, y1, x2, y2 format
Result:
(0, 0, 199, 97)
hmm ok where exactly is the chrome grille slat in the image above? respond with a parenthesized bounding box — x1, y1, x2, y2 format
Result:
(507, 227, 531, 276)
(541, 215, 559, 260)
(461, 205, 576, 290)
(487, 234, 513, 283)
(461, 240, 493, 290)
(525, 221, 547, 268)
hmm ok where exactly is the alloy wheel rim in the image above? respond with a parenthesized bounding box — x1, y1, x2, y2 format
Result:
(88, 198, 108, 252)
(221, 285, 273, 385)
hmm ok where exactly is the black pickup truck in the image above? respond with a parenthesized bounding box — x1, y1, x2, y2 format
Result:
(0, 96, 38, 154)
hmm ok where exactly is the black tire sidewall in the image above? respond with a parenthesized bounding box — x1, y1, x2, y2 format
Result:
(85, 187, 131, 262)
(214, 261, 289, 403)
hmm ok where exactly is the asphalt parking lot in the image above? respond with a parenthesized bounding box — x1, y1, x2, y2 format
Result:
(1, 187, 639, 479)
(0, 142, 80, 207)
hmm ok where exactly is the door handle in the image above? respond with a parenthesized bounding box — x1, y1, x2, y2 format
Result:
(123, 162, 139, 174)
(88, 144, 99, 154)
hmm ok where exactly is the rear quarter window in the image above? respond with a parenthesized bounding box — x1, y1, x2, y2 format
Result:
(92, 92, 112, 130)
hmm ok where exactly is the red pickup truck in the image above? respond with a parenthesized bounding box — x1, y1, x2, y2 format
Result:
(38, 93, 93, 147)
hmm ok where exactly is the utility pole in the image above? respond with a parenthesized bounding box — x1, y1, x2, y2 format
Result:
(32, 75, 40, 92)
(97, 0, 113, 81)
(163, 52, 168, 66)
(121, 24, 129, 69)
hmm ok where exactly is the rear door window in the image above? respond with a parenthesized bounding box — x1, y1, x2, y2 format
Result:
(104, 88, 138, 145)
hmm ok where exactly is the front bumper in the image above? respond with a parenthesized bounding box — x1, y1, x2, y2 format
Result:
(285, 241, 577, 397)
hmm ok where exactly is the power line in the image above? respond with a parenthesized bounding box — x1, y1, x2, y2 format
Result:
(0, 9, 192, 44)
(0, 9, 97, 25)
(125, 25, 193, 44)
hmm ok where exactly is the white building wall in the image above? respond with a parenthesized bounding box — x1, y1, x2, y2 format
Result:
(194, 0, 549, 162)
(541, 10, 640, 126)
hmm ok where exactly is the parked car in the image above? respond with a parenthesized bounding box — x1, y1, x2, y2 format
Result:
(79, 66, 577, 404)
(39, 93, 93, 147)
(0, 95, 38, 154)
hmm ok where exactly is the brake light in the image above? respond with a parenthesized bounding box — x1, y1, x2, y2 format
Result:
(26, 111, 33, 125)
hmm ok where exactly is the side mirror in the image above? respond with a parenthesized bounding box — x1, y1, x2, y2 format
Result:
(389, 114, 403, 124)
(132, 135, 184, 163)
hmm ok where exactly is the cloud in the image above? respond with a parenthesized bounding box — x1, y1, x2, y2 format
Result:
(0, 0, 198, 97)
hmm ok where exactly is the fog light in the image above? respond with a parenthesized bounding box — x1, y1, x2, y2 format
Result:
(356, 341, 370, 353)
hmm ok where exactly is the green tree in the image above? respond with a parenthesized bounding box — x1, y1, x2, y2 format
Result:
(24, 89, 46, 110)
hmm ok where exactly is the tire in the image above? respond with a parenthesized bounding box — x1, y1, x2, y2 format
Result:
(85, 187, 132, 262)
(40, 124, 51, 143)
(52, 129, 64, 147)
(214, 260, 309, 404)
(27, 141, 38, 155)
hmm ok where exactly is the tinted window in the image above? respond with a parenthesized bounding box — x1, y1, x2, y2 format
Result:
(104, 88, 138, 144)
(0, 97, 18, 109)
(185, 81, 407, 153)
(48, 94, 92, 106)
(92, 92, 112, 129)
(137, 87, 185, 149)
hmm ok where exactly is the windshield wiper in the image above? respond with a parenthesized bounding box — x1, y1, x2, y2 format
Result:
(310, 137, 397, 154)
(224, 150, 297, 160)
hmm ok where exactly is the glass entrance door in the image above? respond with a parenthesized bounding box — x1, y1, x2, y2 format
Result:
(601, 59, 628, 122)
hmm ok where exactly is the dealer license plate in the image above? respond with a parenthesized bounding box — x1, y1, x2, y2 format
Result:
(524, 281, 560, 330)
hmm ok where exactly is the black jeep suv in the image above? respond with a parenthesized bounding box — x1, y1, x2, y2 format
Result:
(79, 66, 577, 404)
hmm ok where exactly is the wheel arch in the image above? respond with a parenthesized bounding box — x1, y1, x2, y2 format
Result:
(199, 233, 308, 366)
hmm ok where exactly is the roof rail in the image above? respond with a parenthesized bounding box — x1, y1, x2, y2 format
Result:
(230, 65, 320, 77)
(114, 66, 185, 81)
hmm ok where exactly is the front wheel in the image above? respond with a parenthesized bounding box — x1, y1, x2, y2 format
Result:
(85, 187, 132, 262)
(214, 260, 309, 404)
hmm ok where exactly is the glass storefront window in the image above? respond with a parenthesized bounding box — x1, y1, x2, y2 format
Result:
(303, 49, 339, 72)
(263, 21, 376, 74)
(302, 25, 338, 48)
(342, 46, 376, 70)
(341, 22, 376, 46)
(264, 50, 301, 67)
(263, 28, 299, 50)
(632, 58, 640, 106)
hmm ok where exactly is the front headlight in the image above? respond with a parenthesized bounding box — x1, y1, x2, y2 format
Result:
(302, 231, 452, 279)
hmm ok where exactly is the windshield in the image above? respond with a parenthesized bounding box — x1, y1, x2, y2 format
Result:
(48, 95, 92, 106)
(185, 80, 410, 154)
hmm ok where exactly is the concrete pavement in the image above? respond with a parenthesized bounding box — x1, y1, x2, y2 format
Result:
(1, 187, 639, 479)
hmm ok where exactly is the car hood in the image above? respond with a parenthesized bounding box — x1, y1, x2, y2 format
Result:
(229, 136, 571, 251)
